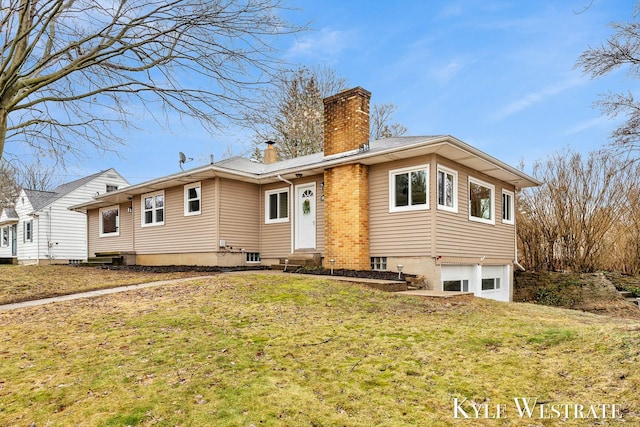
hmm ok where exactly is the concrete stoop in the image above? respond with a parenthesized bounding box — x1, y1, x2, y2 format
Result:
(271, 253, 322, 270)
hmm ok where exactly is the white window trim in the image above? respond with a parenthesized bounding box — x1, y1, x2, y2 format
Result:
(1, 226, 8, 247)
(184, 182, 202, 217)
(389, 164, 430, 213)
(502, 189, 515, 225)
(468, 177, 495, 225)
(23, 220, 33, 243)
(141, 190, 165, 227)
(265, 188, 289, 224)
(99, 205, 120, 237)
(437, 165, 458, 213)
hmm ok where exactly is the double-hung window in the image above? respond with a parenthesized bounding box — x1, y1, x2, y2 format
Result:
(265, 188, 289, 223)
(142, 191, 165, 227)
(502, 190, 514, 225)
(389, 165, 429, 212)
(469, 177, 495, 225)
(1, 227, 8, 247)
(100, 206, 120, 237)
(23, 220, 33, 242)
(437, 165, 458, 212)
(184, 182, 201, 216)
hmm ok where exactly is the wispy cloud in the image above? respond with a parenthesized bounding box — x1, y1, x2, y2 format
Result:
(286, 27, 357, 63)
(564, 114, 618, 136)
(491, 78, 585, 121)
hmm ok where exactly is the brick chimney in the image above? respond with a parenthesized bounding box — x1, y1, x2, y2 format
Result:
(323, 87, 371, 156)
(322, 87, 371, 271)
(263, 141, 277, 165)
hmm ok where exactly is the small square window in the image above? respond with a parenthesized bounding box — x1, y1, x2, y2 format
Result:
(246, 252, 261, 263)
(370, 257, 387, 271)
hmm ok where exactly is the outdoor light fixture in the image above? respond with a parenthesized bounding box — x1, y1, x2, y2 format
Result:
(295, 173, 303, 178)
(397, 264, 404, 280)
(330, 259, 336, 275)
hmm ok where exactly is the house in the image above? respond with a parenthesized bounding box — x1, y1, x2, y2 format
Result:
(0, 169, 129, 264)
(72, 87, 540, 301)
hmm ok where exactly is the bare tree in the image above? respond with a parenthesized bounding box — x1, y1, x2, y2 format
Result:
(0, 0, 301, 163)
(371, 103, 408, 140)
(246, 65, 407, 160)
(0, 158, 54, 208)
(0, 160, 20, 208)
(517, 149, 640, 272)
(576, 9, 640, 158)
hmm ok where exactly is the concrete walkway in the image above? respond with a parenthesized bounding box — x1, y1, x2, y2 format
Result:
(0, 276, 218, 311)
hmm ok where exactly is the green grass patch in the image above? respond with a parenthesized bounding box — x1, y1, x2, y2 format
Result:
(0, 272, 639, 425)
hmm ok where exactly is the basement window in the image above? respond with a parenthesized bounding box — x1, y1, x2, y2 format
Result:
(370, 257, 387, 271)
(482, 278, 501, 291)
(246, 252, 261, 263)
(443, 279, 469, 292)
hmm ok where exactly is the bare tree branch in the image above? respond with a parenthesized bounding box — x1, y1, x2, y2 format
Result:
(0, 0, 304, 164)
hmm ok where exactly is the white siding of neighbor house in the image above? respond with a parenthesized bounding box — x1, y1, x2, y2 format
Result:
(12, 169, 129, 263)
(0, 212, 17, 258)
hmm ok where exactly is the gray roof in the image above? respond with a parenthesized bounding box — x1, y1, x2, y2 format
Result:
(1, 207, 18, 219)
(25, 169, 120, 211)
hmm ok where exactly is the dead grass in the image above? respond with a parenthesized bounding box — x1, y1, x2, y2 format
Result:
(0, 265, 216, 305)
(0, 272, 638, 426)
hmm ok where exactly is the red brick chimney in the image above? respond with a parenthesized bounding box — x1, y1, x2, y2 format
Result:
(323, 87, 371, 156)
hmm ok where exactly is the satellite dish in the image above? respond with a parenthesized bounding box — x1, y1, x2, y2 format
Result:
(178, 152, 193, 170)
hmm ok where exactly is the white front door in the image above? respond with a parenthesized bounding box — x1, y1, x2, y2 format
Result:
(295, 183, 316, 250)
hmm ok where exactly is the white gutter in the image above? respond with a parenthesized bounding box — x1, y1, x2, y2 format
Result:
(277, 175, 295, 254)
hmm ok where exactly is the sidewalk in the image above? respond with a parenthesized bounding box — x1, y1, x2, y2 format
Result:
(0, 276, 219, 311)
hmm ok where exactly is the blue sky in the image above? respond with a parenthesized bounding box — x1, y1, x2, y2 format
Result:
(38, 0, 638, 184)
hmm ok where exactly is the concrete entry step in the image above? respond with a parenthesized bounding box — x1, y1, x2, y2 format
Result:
(277, 253, 322, 268)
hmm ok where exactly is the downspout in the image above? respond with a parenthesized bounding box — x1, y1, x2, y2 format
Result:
(277, 175, 294, 254)
(48, 206, 52, 263)
(514, 212, 525, 272)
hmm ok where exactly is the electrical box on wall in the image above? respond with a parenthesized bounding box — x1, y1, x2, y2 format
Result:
(219, 239, 226, 248)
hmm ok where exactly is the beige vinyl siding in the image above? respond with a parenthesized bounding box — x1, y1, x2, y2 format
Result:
(434, 157, 515, 259)
(260, 182, 292, 258)
(369, 157, 431, 256)
(134, 179, 216, 254)
(88, 204, 134, 255)
(218, 179, 260, 251)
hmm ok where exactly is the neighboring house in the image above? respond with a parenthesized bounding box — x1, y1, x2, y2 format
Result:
(73, 87, 540, 301)
(0, 169, 129, 264)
